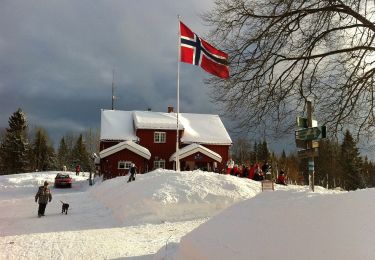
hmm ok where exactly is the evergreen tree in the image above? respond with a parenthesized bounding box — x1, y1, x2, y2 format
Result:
(57, 137, 70, 170)
(367, 161, 375, 188)
(31, 128, 56, 171)
(278, 150, 287, 171)
(0, 129, 5, 174)
(315, 139, 343, 189)
(340, 130, 364, 190)
(0, 108, 30, 174)
(71, 134, 90, 171)
(258, 140, 269, 163)
(250, 141, 258, 163)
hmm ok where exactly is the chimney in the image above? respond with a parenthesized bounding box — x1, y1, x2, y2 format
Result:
(168, 106, 174, 113)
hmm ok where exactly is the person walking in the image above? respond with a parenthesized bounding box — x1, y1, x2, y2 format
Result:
(35, 181, 52, 217)
(127, 163, 137, 183)
(75, 164, 81, 176)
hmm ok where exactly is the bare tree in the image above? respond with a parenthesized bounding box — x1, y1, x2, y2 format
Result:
(204, 0, 375, 139)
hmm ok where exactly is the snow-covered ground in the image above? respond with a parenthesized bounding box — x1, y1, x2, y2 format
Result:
(0, 170, 373, 260)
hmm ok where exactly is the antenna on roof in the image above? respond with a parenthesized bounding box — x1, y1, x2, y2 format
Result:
(111, 69, 116, 110)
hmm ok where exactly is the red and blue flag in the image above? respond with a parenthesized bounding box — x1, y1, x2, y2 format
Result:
(180, 21, 229, 79)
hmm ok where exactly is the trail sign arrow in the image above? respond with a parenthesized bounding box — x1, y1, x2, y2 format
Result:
(295, 127, 324, 141)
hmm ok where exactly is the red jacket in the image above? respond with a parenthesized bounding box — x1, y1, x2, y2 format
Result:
(277, 174, 286, 185)
(248, 165, 257, 179)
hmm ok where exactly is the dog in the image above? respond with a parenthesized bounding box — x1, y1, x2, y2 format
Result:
(60, 201, 69, 215)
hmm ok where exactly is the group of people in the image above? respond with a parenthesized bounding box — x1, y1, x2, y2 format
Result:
(225, 158, 287, 185)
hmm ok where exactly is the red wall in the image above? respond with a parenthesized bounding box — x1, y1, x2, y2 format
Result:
(203, 144, 230, 170)
(137, 129, 183, 170)
(100, 149, 148, 179)
(100, 141, 120, 151)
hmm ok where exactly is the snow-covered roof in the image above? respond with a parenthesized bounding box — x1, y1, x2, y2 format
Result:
(100, 110, 138, 141)
(100, 110, 232, 145)
(133, 111, 184, 130)
(169, 143, 222, 162)
(179, 113, 232, 145)
(99, 141, 151, 160)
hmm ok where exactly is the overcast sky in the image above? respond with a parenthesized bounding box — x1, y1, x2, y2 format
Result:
(0, 0, 226, 142)
(4, 0, 372, 158)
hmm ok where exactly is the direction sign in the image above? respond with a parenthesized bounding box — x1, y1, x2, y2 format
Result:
(295, 139, 319, 149)
(295, 126, 326, 141)
(298, 148, 319, 158)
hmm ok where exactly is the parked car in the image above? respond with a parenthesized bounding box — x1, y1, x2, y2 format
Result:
(54, 173, 72, 188)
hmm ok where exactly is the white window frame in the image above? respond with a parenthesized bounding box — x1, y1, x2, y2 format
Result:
(118, 161, 132, 170)
(154, 159, 166, 169)
(154, 131, 166, 143)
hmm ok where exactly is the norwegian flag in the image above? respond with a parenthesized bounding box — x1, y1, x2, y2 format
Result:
(179, 21, 229, 79)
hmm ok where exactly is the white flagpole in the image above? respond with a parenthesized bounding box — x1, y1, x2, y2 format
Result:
(176, 15, 181, 172)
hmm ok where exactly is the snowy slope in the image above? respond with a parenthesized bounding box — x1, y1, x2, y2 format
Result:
(90, 169, 260, 225)
(154, 189, 375, 260)
(1, 170, 373, 260)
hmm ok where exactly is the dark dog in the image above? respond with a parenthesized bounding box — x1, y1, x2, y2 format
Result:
(60, 201, 69, 215)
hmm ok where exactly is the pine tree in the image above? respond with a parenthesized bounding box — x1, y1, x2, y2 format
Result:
(340, 130, 364, 190)
(0, 129, 5, 174)
(315, 139, 343, 189)
(258, 140, 269, 163)
(31, 128, 56, 171)
(57, 137, 70, 170)
(71, 134, 90, 172)
(250, 142, 258, 163)
(0, 108, 30, 174)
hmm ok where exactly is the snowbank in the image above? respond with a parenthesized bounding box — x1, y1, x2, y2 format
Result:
(90, 169, 261, 225)
(154, 189, 375, 260)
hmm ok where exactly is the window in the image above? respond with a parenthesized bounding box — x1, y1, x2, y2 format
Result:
(118, 161, 132, 170)
(154, 159, 166, 169)
(154, 132, 166, 143)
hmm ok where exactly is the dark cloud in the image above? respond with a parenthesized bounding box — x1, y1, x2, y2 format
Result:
(0, 0, 220, 145)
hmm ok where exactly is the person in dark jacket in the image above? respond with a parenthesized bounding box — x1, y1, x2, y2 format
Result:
(127, 163, 137, 183)
(253, 164, 264, 181)
(35, 181, 52, 217)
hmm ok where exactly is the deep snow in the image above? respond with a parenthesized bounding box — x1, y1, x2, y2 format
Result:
(0, 170, 373, 260)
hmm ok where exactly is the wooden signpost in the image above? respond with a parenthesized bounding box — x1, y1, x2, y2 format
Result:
(295, 101, 327, 192)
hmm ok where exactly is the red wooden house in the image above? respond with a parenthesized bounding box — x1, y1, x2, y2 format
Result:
(99, 108, 232, 179)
